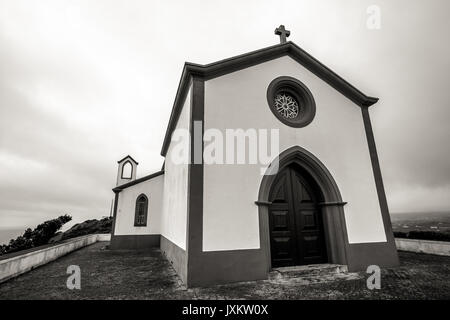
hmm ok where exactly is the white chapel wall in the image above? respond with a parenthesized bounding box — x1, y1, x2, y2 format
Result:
(114, 174, 164, 235)
(202, 55, 386, 251)
(160, 85, 191, 250)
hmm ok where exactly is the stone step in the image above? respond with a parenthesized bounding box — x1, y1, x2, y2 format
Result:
(269, 264, 348, 281)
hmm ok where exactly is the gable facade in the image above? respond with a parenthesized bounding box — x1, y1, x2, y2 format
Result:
(110, 41, 399, 287)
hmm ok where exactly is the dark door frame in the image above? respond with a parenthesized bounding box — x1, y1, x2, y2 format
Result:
(257, 146, 350, 272)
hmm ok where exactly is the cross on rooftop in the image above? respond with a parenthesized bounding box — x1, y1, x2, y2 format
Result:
(275, 25, 290, 44)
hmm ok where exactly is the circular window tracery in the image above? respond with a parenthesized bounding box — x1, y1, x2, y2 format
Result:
(267, 76, 316, 128)
(274, 93, 300, 119)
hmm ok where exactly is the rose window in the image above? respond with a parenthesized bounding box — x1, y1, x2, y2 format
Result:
(274, 93, 299, 119)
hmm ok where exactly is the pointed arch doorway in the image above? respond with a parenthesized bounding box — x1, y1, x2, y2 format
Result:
(269, 164, 327, 267)
(258, 146, 350, 271)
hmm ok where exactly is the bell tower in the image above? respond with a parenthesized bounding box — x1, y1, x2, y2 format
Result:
(116, 155, 138, 186)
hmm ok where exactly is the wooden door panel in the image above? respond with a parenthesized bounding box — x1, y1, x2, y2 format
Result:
(269, 165, 327, 267)
(271, 210, 290, 230)
(302, 233, 327, 264)
(298, 210, 318, 229)
(303, 235, 321, 254)
(269, 170, 297, 267)
(272, 237, 293, 260)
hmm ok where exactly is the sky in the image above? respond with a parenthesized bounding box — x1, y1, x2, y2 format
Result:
(0, 0, 449, 231)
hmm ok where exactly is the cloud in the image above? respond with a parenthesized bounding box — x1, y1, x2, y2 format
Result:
(0, 0, 449, 229)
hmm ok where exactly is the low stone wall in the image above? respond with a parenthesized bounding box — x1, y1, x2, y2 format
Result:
(97, 234, 112, 242)
(0, 233, 111, 283)
(395, 238, 450, 256)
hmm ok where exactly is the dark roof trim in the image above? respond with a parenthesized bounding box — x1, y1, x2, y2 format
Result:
(113, 170, 164, 193)
(160, 41, 379, 156)
(117, 155, 139, 165)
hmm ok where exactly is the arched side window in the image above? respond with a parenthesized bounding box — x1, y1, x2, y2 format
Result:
(134, 194, 148, 227)
(122, 161, 132, 179)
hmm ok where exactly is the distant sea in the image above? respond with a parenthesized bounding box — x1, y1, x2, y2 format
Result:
(0, 228, 25, 246)
(391, 211, 450, 221)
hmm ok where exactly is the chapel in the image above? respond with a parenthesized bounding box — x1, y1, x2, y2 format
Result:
(110, 26, 399, 287)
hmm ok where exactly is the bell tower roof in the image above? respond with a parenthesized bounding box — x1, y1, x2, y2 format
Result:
(117, 155, 139, 165)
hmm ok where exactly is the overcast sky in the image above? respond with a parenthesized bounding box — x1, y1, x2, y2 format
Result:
(0, 0, 449, 230)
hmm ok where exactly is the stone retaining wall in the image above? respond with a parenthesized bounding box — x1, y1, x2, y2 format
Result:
(395, 238, 450, 256)
(0, 234, 111, 283)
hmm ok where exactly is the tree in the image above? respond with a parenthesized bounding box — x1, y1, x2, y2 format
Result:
(0, 214, 72, 256)
(30, 214, 72, 247)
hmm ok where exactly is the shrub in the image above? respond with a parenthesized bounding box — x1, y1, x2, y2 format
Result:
(0, 214, 72, 256)
(394, 230, 450, 242)
(407, 231, 450, 242)
(394, 231, 408, 239)
(7, 236, 33, 252)
(61, 217, 112, 241)
(30, 214, 72, 247)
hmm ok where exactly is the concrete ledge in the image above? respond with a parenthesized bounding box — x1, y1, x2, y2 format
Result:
(0, 233, 111, 283)
(97, 234, 112, 242)
(395, 238, 450, 256)
(160, 235, 186, 284)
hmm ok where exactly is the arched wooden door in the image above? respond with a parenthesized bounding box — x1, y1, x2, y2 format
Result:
(268, 164, 327, 267)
